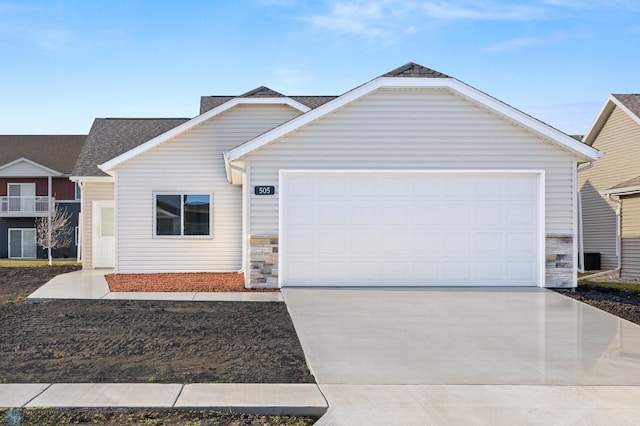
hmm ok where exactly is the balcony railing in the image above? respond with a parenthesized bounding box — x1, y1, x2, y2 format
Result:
(0, 196, 52, 217)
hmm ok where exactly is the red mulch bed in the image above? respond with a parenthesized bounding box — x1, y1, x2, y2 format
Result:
(105, 272, 278, 292)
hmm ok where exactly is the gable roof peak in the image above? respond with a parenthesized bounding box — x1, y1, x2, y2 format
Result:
(611, 94, 640, 119)
(239, 86, 285, 98)
(382, 62, 450, 79)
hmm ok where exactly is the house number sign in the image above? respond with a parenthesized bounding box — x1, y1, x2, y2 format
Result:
(254, 185, 275, 195)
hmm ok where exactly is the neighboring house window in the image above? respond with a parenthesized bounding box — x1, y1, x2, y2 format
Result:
(75, 226, 79, 246)
(155, 194, 211, 236)
(7, 183, 36, 212)
(8, 228, 37, 259)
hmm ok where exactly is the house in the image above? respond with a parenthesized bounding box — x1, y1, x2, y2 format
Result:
(72, 62, 600, 288)
(0, 135, 86, 260)
(578, 94, 640, 279)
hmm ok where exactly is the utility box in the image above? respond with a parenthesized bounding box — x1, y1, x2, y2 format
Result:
(584, 253, 601, 271)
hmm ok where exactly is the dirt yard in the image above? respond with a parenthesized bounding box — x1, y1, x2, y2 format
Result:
(0, 266, 313, 384)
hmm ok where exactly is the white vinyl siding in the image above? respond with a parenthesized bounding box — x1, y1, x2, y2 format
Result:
(81, 182, 114, 269)
(114, 104, 301, 273)
(579, 106, 640, 271)
(245, 88, 577, 237)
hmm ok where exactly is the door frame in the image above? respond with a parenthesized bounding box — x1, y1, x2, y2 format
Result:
(92, 200, 115, 268)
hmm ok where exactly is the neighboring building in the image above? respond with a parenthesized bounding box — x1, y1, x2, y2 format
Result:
(73, 63, 600, 288)
(0, 135, 86, 260)
(579, 94, 640, 278)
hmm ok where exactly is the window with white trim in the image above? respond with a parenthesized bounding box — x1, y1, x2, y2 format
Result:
(155, 194, 211, 236)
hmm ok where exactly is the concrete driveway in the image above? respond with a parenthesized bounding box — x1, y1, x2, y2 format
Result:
(283, 287, 640, 425)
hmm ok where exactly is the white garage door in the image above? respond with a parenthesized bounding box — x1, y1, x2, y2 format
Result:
(280, 171, 543, 287)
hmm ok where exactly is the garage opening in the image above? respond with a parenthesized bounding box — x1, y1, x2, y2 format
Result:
(279, 171, 543, 287)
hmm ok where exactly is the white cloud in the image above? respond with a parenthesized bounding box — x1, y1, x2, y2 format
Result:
(484, 37, 545, 52)
(298, 1, 553, 41)
(416, 2, 547, 21)
(303, 2, 387, 38)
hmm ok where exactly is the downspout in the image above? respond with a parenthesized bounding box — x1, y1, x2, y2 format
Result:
(579, 194, 622, 281)
(223, 153, 247, 274)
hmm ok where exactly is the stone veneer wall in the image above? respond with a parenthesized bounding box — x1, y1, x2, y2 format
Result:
(250, 234, 575, 288)
(545, 235, 574, 288)
(249, 235, 279, 288)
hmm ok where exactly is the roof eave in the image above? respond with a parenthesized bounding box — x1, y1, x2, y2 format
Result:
(601, 185, 640, 197)
(69, 175, 115, 183)
(99, 97, 311, 173)
(0, 157, 64, 176)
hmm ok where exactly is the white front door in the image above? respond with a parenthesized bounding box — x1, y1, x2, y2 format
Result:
(280, 171, 544, 287)
(93, 201, 115, 268)
(8, 228, 37, 259)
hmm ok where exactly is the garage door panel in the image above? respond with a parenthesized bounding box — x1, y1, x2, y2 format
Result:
(381, 206, 409, 225)
(444, 262, 471, 281)
(508, 262, 536, 281)
(507, 204, 536, 226)
(381, 261, 410, 281)
(318, 205, 344, 225)
(285, 205, 315, 225)
(411, 231, 442, 254)
(476, 262, 504, 281)
(281, 172, 541, 287)
(287, 231, 314, 254)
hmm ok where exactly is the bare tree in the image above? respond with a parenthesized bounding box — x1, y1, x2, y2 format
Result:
(36, 204, 73, 266)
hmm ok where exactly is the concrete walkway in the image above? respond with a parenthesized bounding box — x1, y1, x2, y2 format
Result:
(27, 269, 283, 302)
(283, 287, 640, 425)
(0, 383, 327, 416)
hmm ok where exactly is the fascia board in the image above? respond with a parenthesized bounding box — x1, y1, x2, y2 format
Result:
(98, 97, 310, 173)
(601, 185, 640, 196)
(228, 77, 601, 162)
(0, 157, 63, 176)
(69, 176, 114, 183)
(582, 96, 617, 147)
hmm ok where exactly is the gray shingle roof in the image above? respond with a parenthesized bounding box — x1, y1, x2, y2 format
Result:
(382, 62, 450, 78)
(240, 86, 285, 97)
(292, 96, 338, 109)
(0, 135, 86, 174)
(199, 96, 234, 115)
(613, 94, 640, 119)
(199, 89, 337, 114)
(73, 118, 189, 177)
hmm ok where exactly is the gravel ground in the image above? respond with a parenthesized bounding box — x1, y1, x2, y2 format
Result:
(555, 284, 640, 325)
(105, 272, 279, 292)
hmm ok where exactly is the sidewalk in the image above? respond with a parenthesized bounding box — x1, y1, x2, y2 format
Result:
(26, 269, 283, 302)
(0, 383, 327, 416)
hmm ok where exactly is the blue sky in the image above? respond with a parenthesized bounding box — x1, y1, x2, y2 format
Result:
(1, 0, 638, 135)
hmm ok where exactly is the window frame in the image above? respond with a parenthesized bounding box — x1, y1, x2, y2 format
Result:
(153, 192, 213, 238)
